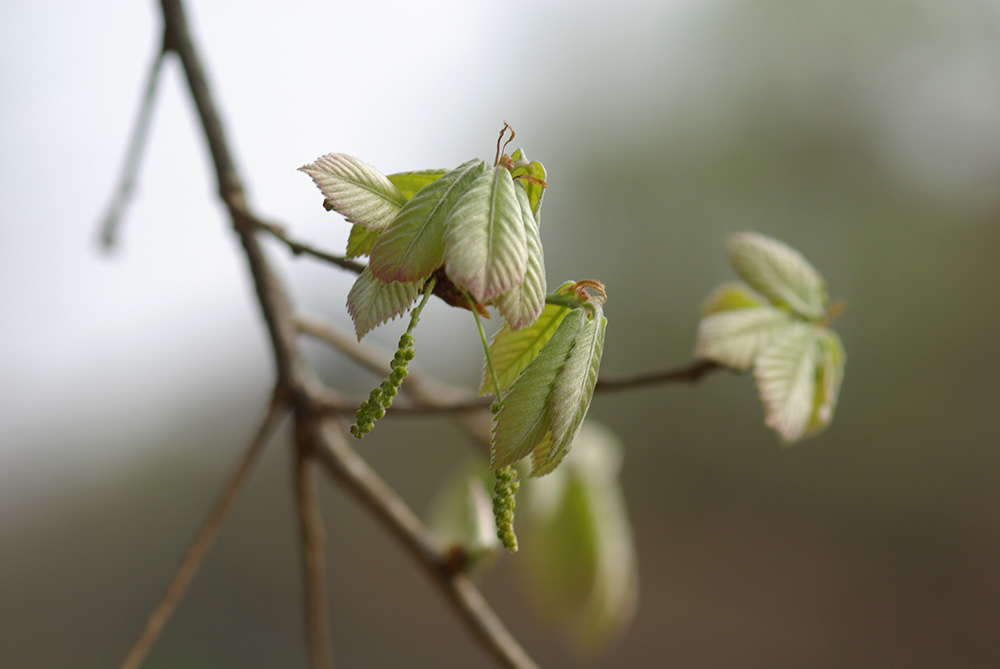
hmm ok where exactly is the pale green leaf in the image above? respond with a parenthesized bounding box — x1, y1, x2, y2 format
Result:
(701, 281, 768, 315)
(533, 305, 606, 477)
(370, 159, 487, 284)
(727, 232, 828, 320)
(520, 423, 637, 651)
(345, 266, 422, 340)
(443, 166, 528, 302)
(753, 323, 820, 443)
(426, 459, 499, 562)
(495, 183, 547, 330)
(491, 309, 585, 470)
(695, 305, 796, 371)
(481, 302, 571, 396)
(346, 223, 379, 259)
(807, 328, 846, 435)
(509, 148, 547, 222)
(387, 169, 449, 201)
(299, 154, 405, 231)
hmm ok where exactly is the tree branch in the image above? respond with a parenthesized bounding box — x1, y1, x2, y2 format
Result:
(119, 389, 287, 669)
(595, 359, 723, 391)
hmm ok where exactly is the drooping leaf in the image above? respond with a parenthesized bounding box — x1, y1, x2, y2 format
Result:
(491, 309, 585, 470)
(443, 166, 528, 302)
(387, 169, 449, 201)
(533, 305, 606, 477)
(346, 266, 423, 340)
(808, 328, 846, 435)
(299, 154, 405, 231)
(521, 423, 637, 651)
(495, 183, 547, 331)
(346, 223, 380, 258)
(426, 459, 499, 566)
(753, 323, 820, 443)
(727, 232, 828, 320)
(370, 159, 487, 284)
(701, 281, 768, 315)
(481, 302, 572, 396)
(695, 305, 796, 371)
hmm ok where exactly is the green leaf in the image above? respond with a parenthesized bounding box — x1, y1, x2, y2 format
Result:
(532, 305, 606, 477)
(345, 266, 423, 340)
(443, 166, 528, 302)
(345, 223, 380, 259)
(370, 159, 487, 284)
(426, 459, 499, 564)
(387, 169, 449, 201)
(509, 148, 547, 222)
(521, 423, 637, 651)
(807, 328, 845, 436)
(494, 182, 547, 331)
(299, 154, 405, 231)
(700, 281, 768, 315)
(481, 302, 572, 395)
(695, 305, 796, 371)
(753, 323, 820, 443)
(491, 309, 584, 470)
(727, 232, 828, 320)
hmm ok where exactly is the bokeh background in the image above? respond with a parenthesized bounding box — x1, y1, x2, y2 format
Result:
(3, 0, 999, 667)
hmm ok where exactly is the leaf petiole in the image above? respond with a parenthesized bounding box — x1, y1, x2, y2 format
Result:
(469, 293, 503, 408)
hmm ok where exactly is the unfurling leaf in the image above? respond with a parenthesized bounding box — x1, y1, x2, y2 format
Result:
(727, 232, 828, 320)
(482, 302, 571, 396)
(443, 166, 528, 302)
(299, 153, 405, 231)
(753, 323, 820, 443)
(346, 267, 422, 340)
(370, 159, 487, 284)
(695, 305, 795, 371)
(494, 182, 547, 331)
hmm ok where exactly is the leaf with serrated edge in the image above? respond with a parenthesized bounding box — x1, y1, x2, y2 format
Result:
(807, 329, 845, 435)
(753, 323, 820, 443)
(695, 305, 796, 371)
(727, 232, 827, 320)
(481, 303, 571, 395)
(533, 306, 606, 477)
(388, 170, 449, 201)
(495, 183, 547, 330)
(371, 160, 487, 284)
(299, 154, 405, 231)
(346, 266, 422, 340)
(346, 224, 380, 259)
(701, 281, 768, 315)
(491, 310, 585, 470)
(443, 166, 528, 302)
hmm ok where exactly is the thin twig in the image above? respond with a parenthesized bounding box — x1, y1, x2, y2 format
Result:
(313, 421, 540, 669)
(294, 432, 334, 669)
(595, 359, 723, 390)
(98, 42, 167, 250)
(119, 390, 287, 669)
(244, 212, 366, 274)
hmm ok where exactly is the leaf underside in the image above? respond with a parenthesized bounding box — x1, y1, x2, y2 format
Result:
(753, 323, 820, 443)
(695, 305, 796, 371)
(299, 153, 405, 231)
(727, 232, 827, 320)
(346, 266, 423, 340)
(495, 182, 547, 330)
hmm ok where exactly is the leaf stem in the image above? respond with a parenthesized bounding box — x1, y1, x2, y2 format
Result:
(469, 294, 503, 405)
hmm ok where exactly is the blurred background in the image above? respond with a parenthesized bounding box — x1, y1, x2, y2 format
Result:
(3, 0, 999, 666)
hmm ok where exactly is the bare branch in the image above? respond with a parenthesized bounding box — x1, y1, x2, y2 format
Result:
(119, 390, 287, 669)
(294, 435, 334, 669)
(596, 359, 723, 391)
(313, 421, 540, 669)
(98, 42, 167, 250)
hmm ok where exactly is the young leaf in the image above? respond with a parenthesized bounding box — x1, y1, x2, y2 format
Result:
(481, 302, 572, 396)
(387, 169, 449, 201)
(701, 281, 768, 315)
(695, 305, 796, 371)
(346, 223, 380, 259)
(346, 266, 423, 340)
(299, 154, 405, 231)
(509, 148, 547, 222)
(426, 459, 500, 564)
(753, 323, 820, 443)
(495, 183, 547, 331)
(443, 166, 528, 302)
(370, 159, 487, 284)
(491, 309, 585, 470)
(532, 305, 606, 477)
(727, 232, 828, 320)
(808, 328, 845, 434)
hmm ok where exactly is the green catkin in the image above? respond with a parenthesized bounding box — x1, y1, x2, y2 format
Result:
(492, 466, 520, 552)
